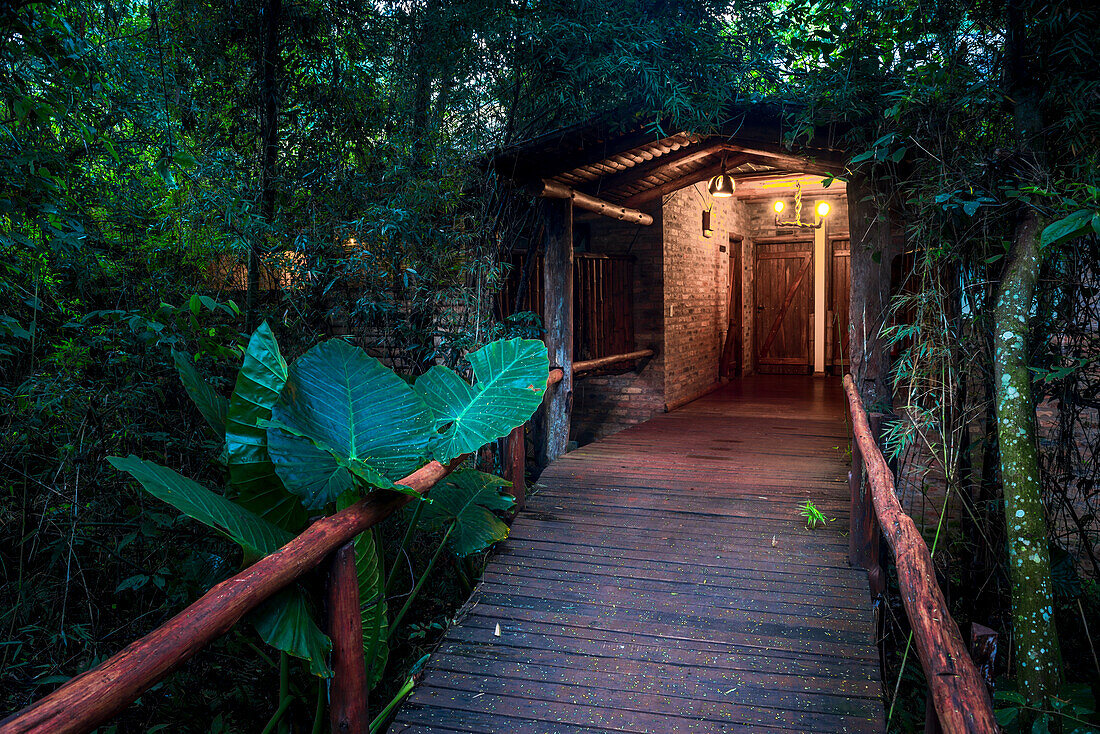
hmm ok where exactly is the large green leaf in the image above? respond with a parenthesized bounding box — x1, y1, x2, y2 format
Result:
(252, 587, 333, 677)
(107, 455, 292, 562)
(226, 322, 306, 531)
(415, 338, 549, 463)
(172, 350, 228, 438)
(421, 468, 515, 556)
(267, 339, 433, 510)
(1040, 209, 1094, 249)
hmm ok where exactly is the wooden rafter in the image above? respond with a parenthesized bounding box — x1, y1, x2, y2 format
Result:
(723, 144, 841, 176)
(579, 141, 726, 196)
(619, 157, 745, 207)
(495, 129, 694, 182)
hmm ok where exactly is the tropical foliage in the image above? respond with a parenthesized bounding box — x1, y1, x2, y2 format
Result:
(110, 328, 545, 723)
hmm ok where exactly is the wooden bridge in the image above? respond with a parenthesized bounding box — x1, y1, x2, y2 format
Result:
(3, 372, 999, 734)
(393, 376, 885, 733)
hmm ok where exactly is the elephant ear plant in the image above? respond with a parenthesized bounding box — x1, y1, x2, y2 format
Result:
(108, 323, 549, 709)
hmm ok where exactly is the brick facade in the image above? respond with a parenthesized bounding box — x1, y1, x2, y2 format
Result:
(571, 187, 752, 442)
(740, 192, 849, 372)
(661, 184, 749, 406)
(570, 184, 850, 444)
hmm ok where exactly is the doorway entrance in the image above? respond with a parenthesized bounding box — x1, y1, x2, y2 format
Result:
(754, 239, 813, 373)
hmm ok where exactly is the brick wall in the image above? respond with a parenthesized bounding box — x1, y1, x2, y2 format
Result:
(571, 184, 849, 442)
(661, 184, 750, 406)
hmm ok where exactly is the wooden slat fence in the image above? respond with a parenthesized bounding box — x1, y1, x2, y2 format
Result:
(500, 252, 634, 361)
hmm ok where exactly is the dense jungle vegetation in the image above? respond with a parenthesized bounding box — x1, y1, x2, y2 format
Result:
(1, 0, 1098, 731)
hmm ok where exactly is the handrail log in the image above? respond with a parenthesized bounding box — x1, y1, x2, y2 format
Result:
(842, 375, 997, 734)
(1, 370, 565, 734)
(572, 349, 655, 375)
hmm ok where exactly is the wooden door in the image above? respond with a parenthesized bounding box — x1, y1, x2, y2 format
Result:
(719, 237, 742, 378)
(754, 242, 813, 373)
(827, 239, 850, 371)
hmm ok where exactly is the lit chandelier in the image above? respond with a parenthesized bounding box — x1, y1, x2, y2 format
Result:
(773, 182, 830, 229)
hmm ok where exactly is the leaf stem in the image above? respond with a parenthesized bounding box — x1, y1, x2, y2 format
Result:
(311, 678, 325, 734)
(369, 676, 416, 733)
(385, 499, 425, 595)
(260, 694, 293, 734)
(277, 652, 290, 734)
(388, 522, 455, 638)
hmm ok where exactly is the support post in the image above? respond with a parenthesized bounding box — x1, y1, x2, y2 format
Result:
(813, 208, 827, 375)
(541, 198, 573, 465)
(849, 411, 884, 596)
(506, 424, 527, 510)
(327, 542, 369, 734)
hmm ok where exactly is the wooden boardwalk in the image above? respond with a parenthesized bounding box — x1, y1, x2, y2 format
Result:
(393, 376, 885, 733)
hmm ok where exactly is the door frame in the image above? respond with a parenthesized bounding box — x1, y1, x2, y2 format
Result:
(753, 240, 814, 373)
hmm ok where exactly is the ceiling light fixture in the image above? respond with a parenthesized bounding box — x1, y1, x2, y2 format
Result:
(774, 182, 830, 229)
(708, 154, 736, 198)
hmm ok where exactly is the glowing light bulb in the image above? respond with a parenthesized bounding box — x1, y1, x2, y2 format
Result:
(773, 200, 785, 214)
(816, 201, 831, 218)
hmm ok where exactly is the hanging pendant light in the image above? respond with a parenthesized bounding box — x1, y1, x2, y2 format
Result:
(708, 154, 736, 198)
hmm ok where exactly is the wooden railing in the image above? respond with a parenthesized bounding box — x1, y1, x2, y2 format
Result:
(573, 348, 654, 376)
(843, 375, 998, 734)
(1, 371, 565, 734)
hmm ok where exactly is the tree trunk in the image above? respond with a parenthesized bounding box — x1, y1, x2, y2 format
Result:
(992, 209, 1062, 704)
(846, 172, 895, 407)
(248, 0, 282, 332)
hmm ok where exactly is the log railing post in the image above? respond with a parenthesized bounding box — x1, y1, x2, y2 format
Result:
(970, 623, 998, 694)
(849, 412, 884, 596)
(506, 424, 527, 510)
(327, 542, 368, 734)
(848, 424, 869, 567)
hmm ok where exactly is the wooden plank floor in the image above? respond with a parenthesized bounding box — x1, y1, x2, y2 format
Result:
(392, 376, 885, 733)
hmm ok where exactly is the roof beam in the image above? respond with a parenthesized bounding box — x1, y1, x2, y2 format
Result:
(620, 161, 730, 208)
(533, 179, 654, 226)
(722, 144, 842, 176)
(496, 129, 694, 182)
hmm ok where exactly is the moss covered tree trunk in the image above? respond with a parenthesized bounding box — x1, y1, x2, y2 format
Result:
(993, 209, 1062, 703)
